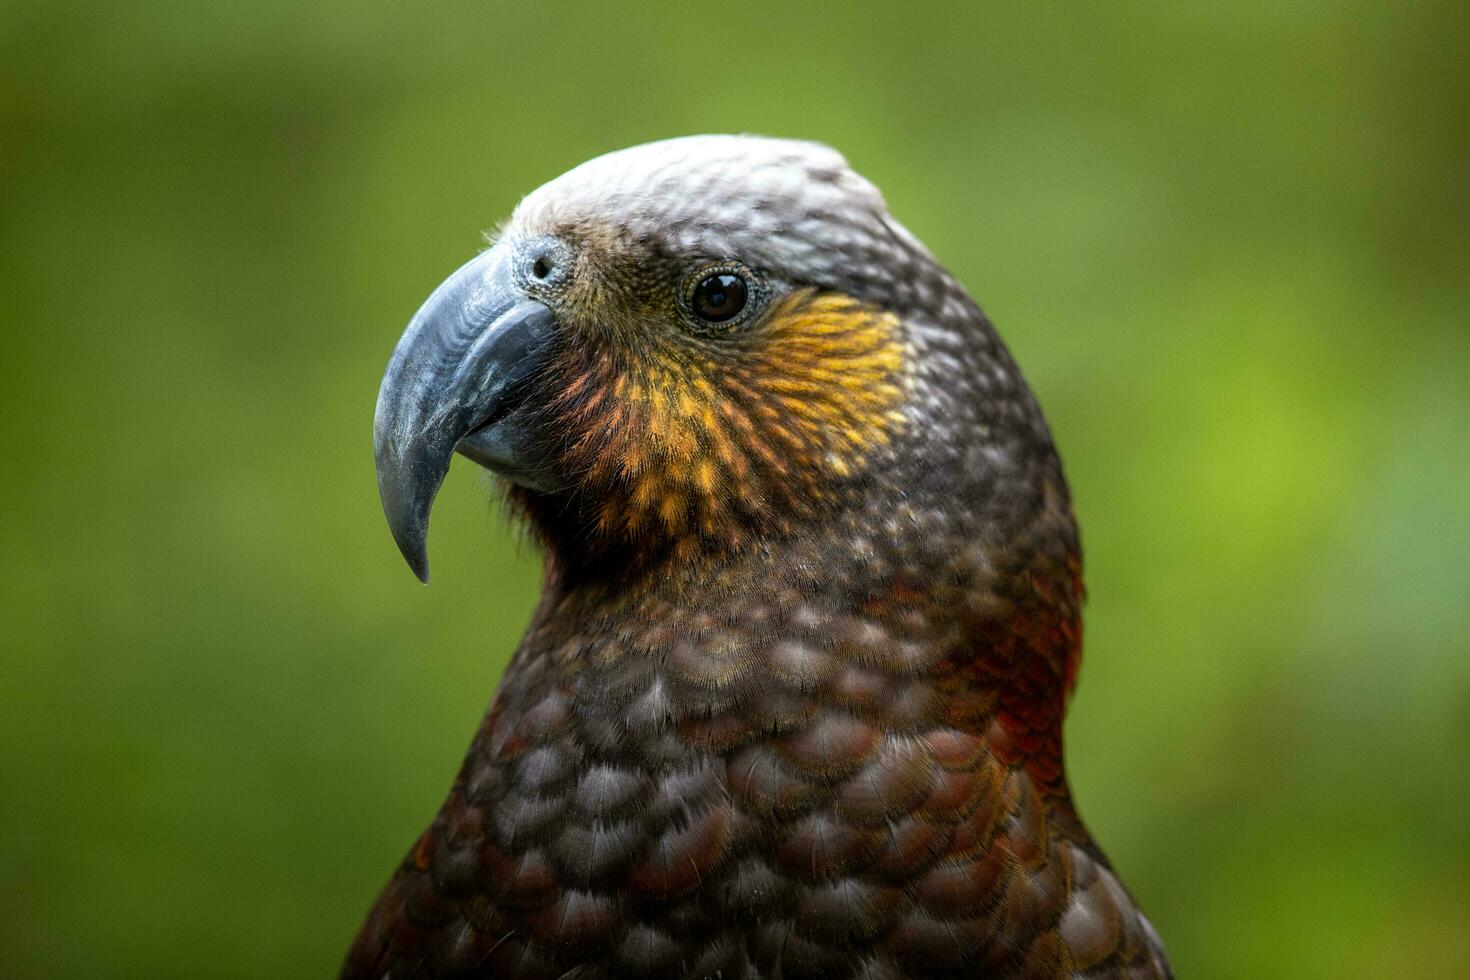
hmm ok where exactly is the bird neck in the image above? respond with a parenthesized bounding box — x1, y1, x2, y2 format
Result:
(514, 480, 1084, 799)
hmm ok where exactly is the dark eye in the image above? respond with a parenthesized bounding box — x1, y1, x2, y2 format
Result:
(691, 273, 748, 323)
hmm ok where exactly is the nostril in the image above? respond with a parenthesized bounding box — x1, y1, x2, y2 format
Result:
(532, 255, 553, 280)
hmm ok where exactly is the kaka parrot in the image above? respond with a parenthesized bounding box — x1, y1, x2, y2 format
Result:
(351, 135, 1172, 979)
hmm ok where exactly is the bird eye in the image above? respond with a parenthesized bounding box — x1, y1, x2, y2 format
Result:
(691, 273, 748, 323)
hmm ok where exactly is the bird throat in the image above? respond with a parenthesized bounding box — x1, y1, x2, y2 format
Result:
(501, 492, 1084, 819)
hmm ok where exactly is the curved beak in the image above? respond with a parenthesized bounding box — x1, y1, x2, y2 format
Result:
(373, 246, 556, 582)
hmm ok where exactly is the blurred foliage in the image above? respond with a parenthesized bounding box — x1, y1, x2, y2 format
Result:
(2, 1, 1468, 977)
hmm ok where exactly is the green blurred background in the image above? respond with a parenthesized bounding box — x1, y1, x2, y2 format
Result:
(3, 2, 1467, 977)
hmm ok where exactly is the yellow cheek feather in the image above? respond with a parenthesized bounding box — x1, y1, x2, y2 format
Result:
(551, 289, 908, 553)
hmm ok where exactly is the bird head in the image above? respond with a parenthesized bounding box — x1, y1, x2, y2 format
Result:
(375, 135, 1064, 582)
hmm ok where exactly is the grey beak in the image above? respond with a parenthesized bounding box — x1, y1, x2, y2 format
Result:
(373, 246, 555, 582)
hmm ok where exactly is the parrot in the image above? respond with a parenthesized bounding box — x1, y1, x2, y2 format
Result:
(350, 135, 1172, 979)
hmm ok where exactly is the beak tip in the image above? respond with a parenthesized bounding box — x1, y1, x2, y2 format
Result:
(384, 497, 434, 585)
(402, 542, 431, 584)
(377, 450, 440, 587)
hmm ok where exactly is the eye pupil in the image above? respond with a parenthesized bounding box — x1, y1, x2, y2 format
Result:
(693, 273, 748, 323)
